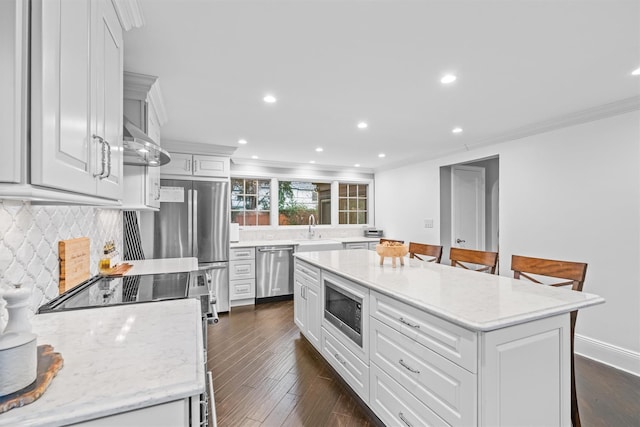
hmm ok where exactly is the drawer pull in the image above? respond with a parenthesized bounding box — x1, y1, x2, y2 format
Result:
(398, 359, 420, 374)
(334, 353, 347, 366)
(399, 412, 413, 427)
(399, 317, 420, 329)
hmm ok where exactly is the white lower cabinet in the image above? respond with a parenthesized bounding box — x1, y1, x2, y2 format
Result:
(370, 363, 448, 427)
(370, 317, 476, 426)
(293, 259, 321, 350)
(321, 327, 369, 404)
(71, 398, 194, 426)
(230, 247, 255, 306)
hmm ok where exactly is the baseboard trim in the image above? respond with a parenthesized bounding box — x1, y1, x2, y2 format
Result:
(575, 334, 640, 377)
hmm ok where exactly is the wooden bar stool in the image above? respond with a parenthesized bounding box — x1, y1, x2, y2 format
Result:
(511, 255, 588, 427)
(379, 238, 404, 244)
(408, 242, 443, 263)
(449, 247, 499, 274)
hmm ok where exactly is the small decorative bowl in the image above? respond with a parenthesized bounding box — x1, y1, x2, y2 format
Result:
(375, 244, 408, 267)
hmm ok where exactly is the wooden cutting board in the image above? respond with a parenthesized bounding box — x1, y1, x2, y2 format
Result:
(58, 237, 90, 294)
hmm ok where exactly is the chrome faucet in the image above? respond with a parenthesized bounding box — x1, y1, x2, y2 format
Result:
(308, 214, 317, 238)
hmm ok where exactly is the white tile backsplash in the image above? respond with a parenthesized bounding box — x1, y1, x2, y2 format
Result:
(0, 201, 122, 325)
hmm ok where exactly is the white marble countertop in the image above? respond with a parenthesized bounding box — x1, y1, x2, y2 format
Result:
(0, 299, 205, 427)
(125, 257, 199, 275)
(230, 237, 380, 248)
(295, 249, 605, 332)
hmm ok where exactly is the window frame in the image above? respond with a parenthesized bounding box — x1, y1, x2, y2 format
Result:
(229, 175, 374, 228)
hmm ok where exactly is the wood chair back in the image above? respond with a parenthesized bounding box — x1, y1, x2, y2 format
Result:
(449, 247, 498, 274)
(511, 255, 587, 292)
(511, 254, 588, 427)
(408, 242, 443, 263)
(379, 238, 404, 244)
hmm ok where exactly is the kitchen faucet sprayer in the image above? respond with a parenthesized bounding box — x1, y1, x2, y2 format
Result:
(308, 214, 317, 237)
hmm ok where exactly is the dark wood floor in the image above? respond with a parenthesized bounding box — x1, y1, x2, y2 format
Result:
(207, 300, 640, 427)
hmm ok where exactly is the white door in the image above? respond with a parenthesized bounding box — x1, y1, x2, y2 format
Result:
(451, 165, 485, 250)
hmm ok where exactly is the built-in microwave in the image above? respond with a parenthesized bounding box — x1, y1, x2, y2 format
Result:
(324, 280, 363, 347)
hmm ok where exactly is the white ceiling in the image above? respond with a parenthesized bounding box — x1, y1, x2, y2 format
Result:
(123, 0, 640, 172)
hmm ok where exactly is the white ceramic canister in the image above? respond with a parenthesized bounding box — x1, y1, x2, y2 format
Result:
(0, 285, 37, 396)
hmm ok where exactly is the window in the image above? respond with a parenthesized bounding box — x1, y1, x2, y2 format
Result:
(338, 183, 368, 224)
(278, 181, 331, 225)
(231, 178, 270, 226)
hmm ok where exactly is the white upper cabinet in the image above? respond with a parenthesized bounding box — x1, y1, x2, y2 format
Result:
(161, 153, 230, 178)
(122, 72, 167, 210)
(30, 0, 123, 200)
(0, 0, 27, 184)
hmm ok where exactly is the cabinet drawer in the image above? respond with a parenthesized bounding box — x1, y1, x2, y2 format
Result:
(370, 362, 448, 427)
(345, 242, 368, 250)
(230, 247, 255, 261)
(370, 318, 476, 426)
(230, 259, 255, 280)
(371, 291, 477, 373)
(321, 327, 369, 404)
(294, 259, 320, 285)
(230, 279, 255, 300)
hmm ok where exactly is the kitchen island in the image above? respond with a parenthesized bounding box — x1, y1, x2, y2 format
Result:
(0, 299, 205, 427)
(293, 249, 604, 427)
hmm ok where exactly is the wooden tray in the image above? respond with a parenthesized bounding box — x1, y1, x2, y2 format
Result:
(0, 345, 64, 414)
(103, 263, 133, 277)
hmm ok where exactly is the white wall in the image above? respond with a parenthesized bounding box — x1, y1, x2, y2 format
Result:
(375, 111, 640, 375)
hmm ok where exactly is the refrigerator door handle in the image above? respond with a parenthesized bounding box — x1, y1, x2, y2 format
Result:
(193, 189, 199, 258)
(188, 189, 193, 256)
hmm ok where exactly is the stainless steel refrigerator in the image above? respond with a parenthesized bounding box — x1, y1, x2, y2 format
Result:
(153, 179, 230, 312)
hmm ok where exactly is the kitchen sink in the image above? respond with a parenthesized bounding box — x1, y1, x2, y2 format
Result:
(294, 239, 343, 252)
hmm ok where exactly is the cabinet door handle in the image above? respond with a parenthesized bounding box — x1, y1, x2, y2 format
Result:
(398, 359, 420, 374)
(334, 353, 347, 366)
(186, 159, 192, 172)
(103, 140, 112, 178)
(399, 317, 420, 329)
(399, 412, 413, 427)
(92, 135, 106, 178)
(193, 159, 198, 173)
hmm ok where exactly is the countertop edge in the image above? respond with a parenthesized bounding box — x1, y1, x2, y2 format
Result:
(295, 252, 606, 332)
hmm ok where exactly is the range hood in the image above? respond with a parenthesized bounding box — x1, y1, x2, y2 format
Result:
(123, 118, 171, 166)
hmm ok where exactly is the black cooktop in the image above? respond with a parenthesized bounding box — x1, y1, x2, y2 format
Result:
(38, 272, 191, 313)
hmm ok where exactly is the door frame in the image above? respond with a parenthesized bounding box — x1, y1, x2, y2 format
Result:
(451, 165, 486, 250)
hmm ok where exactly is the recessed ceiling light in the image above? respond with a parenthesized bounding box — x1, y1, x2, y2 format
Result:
(315, 147, 323, 152)
(263, 94, 277, 103)
(378, 153, 386, 158)
(354, 164, 360, 167)
(251, 155, 259, 159)
(357, 122, 368, 129)
(632, 67, 640, 76)
(309, 160, 315, 164)
(238, 139, 248, 145)
(441, 74, 457, 84)
(452, 127, 463, 134)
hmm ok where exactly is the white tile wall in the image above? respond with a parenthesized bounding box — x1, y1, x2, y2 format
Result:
(0, 201, 122, 325)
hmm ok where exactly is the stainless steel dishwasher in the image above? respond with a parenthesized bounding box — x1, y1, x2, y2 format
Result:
(256, 245, 294, 302)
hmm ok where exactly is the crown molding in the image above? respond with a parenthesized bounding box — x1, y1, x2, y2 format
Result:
(230, 157, 375, 175)
(112, 0, 145, 31)
(163, 140, 238, 157)
(375, 96, 640, 173)
(123, 71, 168, 125)
(467, 96, 640, 151)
